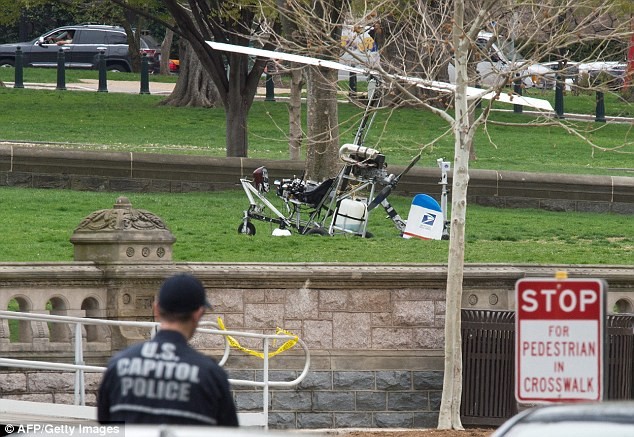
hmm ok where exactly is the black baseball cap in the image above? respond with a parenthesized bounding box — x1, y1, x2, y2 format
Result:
(158, 274, 212, 313)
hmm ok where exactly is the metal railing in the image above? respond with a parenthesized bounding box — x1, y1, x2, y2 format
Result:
(460, 309, 634, 426)
(0, 310, 310, 428)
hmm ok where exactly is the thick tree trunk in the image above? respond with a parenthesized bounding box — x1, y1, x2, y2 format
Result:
(288, 63, 305, 160)
(160, 40, 220, 108)
(160, 28, 174, 75)
(225, 52, 251, 157)
(225, 99, 249, 157)
(304, 66, 340, 180)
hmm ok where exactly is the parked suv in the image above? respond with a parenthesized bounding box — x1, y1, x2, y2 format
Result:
(0, 24, 160, 73)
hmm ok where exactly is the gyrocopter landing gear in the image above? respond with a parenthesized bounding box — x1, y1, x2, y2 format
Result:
(237, 220, 256, 236)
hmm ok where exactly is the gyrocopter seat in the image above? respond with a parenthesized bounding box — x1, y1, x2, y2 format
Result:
(276, 177, 335, 208)
(300, 179, 335, 207)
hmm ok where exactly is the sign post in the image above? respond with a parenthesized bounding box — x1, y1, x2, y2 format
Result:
(515, 274, 606, 403)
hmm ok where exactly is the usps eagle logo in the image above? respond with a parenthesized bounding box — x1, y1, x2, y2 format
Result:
(421, 213, 436, 227)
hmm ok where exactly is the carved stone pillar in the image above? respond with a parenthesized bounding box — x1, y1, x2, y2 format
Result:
(70, 196, 175, 263)
(70, 197, 176, 349)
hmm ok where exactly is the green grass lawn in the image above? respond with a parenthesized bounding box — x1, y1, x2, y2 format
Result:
(0, 69, 632, 265)
(0, 86, 632, 176)
(0, 187, 631, 265)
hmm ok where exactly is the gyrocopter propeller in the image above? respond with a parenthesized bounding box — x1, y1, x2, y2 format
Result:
(367, 152, 421, 212)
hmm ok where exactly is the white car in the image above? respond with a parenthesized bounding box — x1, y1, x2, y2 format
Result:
(492, 401, 634, 437)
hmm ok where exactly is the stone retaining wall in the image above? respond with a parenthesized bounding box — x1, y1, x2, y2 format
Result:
(1, 262, 632, 428)
(1, 144, 633, 214)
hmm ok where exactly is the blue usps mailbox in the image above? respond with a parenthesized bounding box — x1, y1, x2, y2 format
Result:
(402, 194, 444, 240)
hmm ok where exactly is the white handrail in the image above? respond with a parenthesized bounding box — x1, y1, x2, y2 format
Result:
(0, 310, 311, 429)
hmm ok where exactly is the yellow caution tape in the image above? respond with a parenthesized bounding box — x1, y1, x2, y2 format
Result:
(217, 317, 298, 359)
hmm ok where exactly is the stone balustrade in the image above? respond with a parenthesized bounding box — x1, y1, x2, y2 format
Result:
(1, 262, 632, 428)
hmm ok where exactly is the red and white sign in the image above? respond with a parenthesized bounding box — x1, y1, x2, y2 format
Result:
(515, 277, 606, 403)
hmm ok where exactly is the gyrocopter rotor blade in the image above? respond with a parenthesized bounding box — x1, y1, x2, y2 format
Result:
(367, 152, 422, 211)
(207, 41, 371, 75)
(206, 41, 554, 111)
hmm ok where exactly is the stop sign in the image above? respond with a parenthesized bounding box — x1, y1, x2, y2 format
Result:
(515, 277, 606, 403)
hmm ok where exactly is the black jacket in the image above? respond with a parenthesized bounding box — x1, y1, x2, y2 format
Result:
(97, 330, 239, 426)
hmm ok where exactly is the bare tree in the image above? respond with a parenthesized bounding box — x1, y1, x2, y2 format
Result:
(271, 0, 348, 180)
(112, 0, 275, 157)
(159, 27, 174, 75)
(257, 0, 631, 430)
(274, 0, 305, 160)
(120, 8, 144, 73)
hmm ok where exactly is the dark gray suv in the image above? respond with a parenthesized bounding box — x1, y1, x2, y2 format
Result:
(0, 24, 160, 73)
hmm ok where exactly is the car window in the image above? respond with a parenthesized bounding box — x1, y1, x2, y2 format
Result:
(107, 32, 128, 45)
(76, 30, 108, 45)
(42, 29, 73, 45)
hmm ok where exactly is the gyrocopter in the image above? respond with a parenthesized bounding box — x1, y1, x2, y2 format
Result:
(238, 73, 430, 238)
(204, 40, 553, 239)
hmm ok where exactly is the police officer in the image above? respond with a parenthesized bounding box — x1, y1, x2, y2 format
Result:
(97, 273, 239, 426)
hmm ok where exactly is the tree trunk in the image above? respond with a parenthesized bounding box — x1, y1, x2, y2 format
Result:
(160, 40, 220, 108)
(160, 28, 174, 75)
(225, 52, 251, 157)
(468, 109, 477, 161)
(288, 63, 305, 160)
(438, 0, 469, 430)
(225, 99, 249, 157)
(121, 11, 142, 73)
(305, 66, 340, 180)
(273, 0, 305, 160)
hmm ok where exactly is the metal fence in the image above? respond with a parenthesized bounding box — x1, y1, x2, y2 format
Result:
(461, 309, 634, 426)
(605, 315, 634, 400)
(0, 310, 310, 428)
(461, 309, 517, 426)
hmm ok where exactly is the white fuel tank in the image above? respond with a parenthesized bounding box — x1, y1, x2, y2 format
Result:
(334, 199, 368, 233)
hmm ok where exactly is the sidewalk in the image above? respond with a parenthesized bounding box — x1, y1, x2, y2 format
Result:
(5, 79, 176, 95)
(3, 78, 289, 98)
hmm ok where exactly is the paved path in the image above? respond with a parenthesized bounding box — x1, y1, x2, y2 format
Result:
(3, 78, 288, 98)
(5, 79, 176, 95)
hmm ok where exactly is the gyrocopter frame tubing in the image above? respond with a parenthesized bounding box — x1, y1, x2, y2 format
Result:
(240, 178, 292, 229)
(240, 175, 338, 234)
(352, 77, 382, 148)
